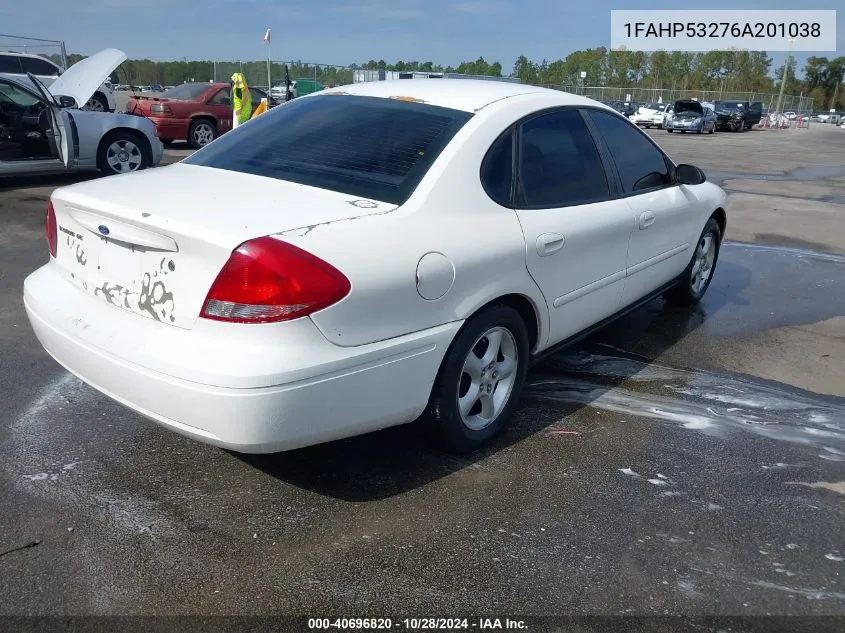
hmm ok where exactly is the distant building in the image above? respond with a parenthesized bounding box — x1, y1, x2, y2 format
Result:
(352, 69, 520, 84)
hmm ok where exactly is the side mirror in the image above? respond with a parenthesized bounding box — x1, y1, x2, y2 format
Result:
(675, 164, 706, 185)
(58, 96, 77, 108)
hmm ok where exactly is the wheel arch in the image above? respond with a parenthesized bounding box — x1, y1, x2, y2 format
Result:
(711, 207, 727, 238)
(190, 114, 218, 129)
(96, 127, 152, 168)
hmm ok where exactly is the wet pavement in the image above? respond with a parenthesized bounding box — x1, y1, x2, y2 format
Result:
(0, 126, 844, 625)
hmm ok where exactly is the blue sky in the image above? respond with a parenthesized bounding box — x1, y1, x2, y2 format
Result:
(3, 0, 843, 77)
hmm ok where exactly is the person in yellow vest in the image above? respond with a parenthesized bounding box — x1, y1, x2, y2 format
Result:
(231, 72, 252, 127)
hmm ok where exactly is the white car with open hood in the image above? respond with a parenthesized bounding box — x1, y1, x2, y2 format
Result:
(23, 80, 728, 455)
(0, 49, 162, 177)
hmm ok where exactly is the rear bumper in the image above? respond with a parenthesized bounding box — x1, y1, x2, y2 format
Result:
(24, 263, 461, 453)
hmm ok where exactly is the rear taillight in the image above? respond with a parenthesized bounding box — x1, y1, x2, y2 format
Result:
(150, 103, 173, 116)
(45, 201, 57, 258)
(201, 237, 351, 324)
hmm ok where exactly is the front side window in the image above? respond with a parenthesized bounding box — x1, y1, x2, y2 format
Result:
(0, 55, 23, 74)
(0, 81, 41, 107)
(20, 56, 60, 77)
(516, 109, 610, 208)
(184, 94, 473, 205)
(587, 109, 671, 194)
(207, 88, 231, 105)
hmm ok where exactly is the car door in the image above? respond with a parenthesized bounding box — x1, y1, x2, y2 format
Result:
(748, 101, 763, 125)
(206, 87, 233, 133)
(585, 108, 700, 306)
(511, 108, 636, 346)
(0, 77, 72, 175)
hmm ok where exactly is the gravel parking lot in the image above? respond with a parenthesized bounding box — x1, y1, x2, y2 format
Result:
(1, 124, 844, 628)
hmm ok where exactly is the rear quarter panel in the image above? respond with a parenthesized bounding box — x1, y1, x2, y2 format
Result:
(279, 95, 560, 350)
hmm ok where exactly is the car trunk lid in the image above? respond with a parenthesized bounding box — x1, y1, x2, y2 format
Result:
(49, 163, 396, 329)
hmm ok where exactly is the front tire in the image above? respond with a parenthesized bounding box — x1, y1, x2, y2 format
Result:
(666, 218, 722, 306)
(428, 305, 529, 454)
(97, 131, 148, 175)
(84, 92, 109, 112)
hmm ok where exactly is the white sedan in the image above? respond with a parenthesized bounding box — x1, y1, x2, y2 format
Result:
(23, 79, 728, 455)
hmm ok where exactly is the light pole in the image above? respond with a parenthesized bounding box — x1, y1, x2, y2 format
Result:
(263, 28, 272, 91)
(774, 38, 795, 118)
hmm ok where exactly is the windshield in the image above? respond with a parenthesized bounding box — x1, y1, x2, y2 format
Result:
(715, 101, 743, 111)
(184, 94, 473, 205)
(160, 83, 209, 100)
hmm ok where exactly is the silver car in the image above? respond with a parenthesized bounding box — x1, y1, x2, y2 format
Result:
(665, 100, 716, 135)
(0, 49, 163, 178)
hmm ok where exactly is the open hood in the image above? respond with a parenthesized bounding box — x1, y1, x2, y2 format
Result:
(49, 48, 126, 108)
(673, 100, 703, 116)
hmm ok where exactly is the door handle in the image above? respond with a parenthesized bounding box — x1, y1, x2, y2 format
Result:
(536, 232, 565, 256)
(639, 211, 655, 230)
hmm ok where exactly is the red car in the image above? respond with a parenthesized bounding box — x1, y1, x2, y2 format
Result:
(126, 82, 270, 149)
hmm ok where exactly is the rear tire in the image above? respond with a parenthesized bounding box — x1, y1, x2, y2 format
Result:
(666, 218, 722, 306)
(188, 118, 216, 149)
(428, 305, 529, 454)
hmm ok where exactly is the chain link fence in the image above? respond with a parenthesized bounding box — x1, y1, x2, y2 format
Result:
(570, 86, 813, 114)
(0, 33, 68, 68)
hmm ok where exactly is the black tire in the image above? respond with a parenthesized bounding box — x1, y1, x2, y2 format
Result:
(667, 129, 674, 133)
(666, 217, 722, 306)
(83, 92, 109, 112)
(188, 118, 217, 149)
(428, 305, 530, 454)
(96, 131, 149, 175)
(696, 128, 702, 134)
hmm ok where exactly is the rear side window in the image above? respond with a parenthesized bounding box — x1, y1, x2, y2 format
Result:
(480, 130, 513, 206)
(0, 54, 22, 74)
(517, 109, 610, 208)
(587, 109, 671, 194)
(20, 56, 60, 76)
(185, 94, 473, 205)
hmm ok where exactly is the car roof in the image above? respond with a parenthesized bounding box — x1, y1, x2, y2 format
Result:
(323, 79, 598, 112)
(0, 51, 58, 61)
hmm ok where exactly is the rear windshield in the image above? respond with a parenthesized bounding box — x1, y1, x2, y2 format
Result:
(184, 94, 473, 205)
(161, 83, 209, 100)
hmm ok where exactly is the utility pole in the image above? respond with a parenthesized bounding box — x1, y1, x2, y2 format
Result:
(830, 67, 844, 111)
(774, 39, 795, 118)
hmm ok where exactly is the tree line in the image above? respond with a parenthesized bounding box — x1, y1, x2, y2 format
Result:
(55, 49, 845, 110)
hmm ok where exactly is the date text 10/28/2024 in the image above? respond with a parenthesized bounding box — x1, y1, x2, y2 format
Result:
(307, 618, 528, 630)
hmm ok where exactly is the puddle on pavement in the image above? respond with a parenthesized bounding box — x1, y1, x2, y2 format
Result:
(706, 165, 845, 184)
(527, 346, 845, 462)
(525, 241, 845, 462)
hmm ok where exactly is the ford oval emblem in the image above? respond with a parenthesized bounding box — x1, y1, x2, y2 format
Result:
(98, 225, 110, 236)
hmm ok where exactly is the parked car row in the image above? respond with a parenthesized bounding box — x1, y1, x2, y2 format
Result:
(627, 98, 763, 135)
